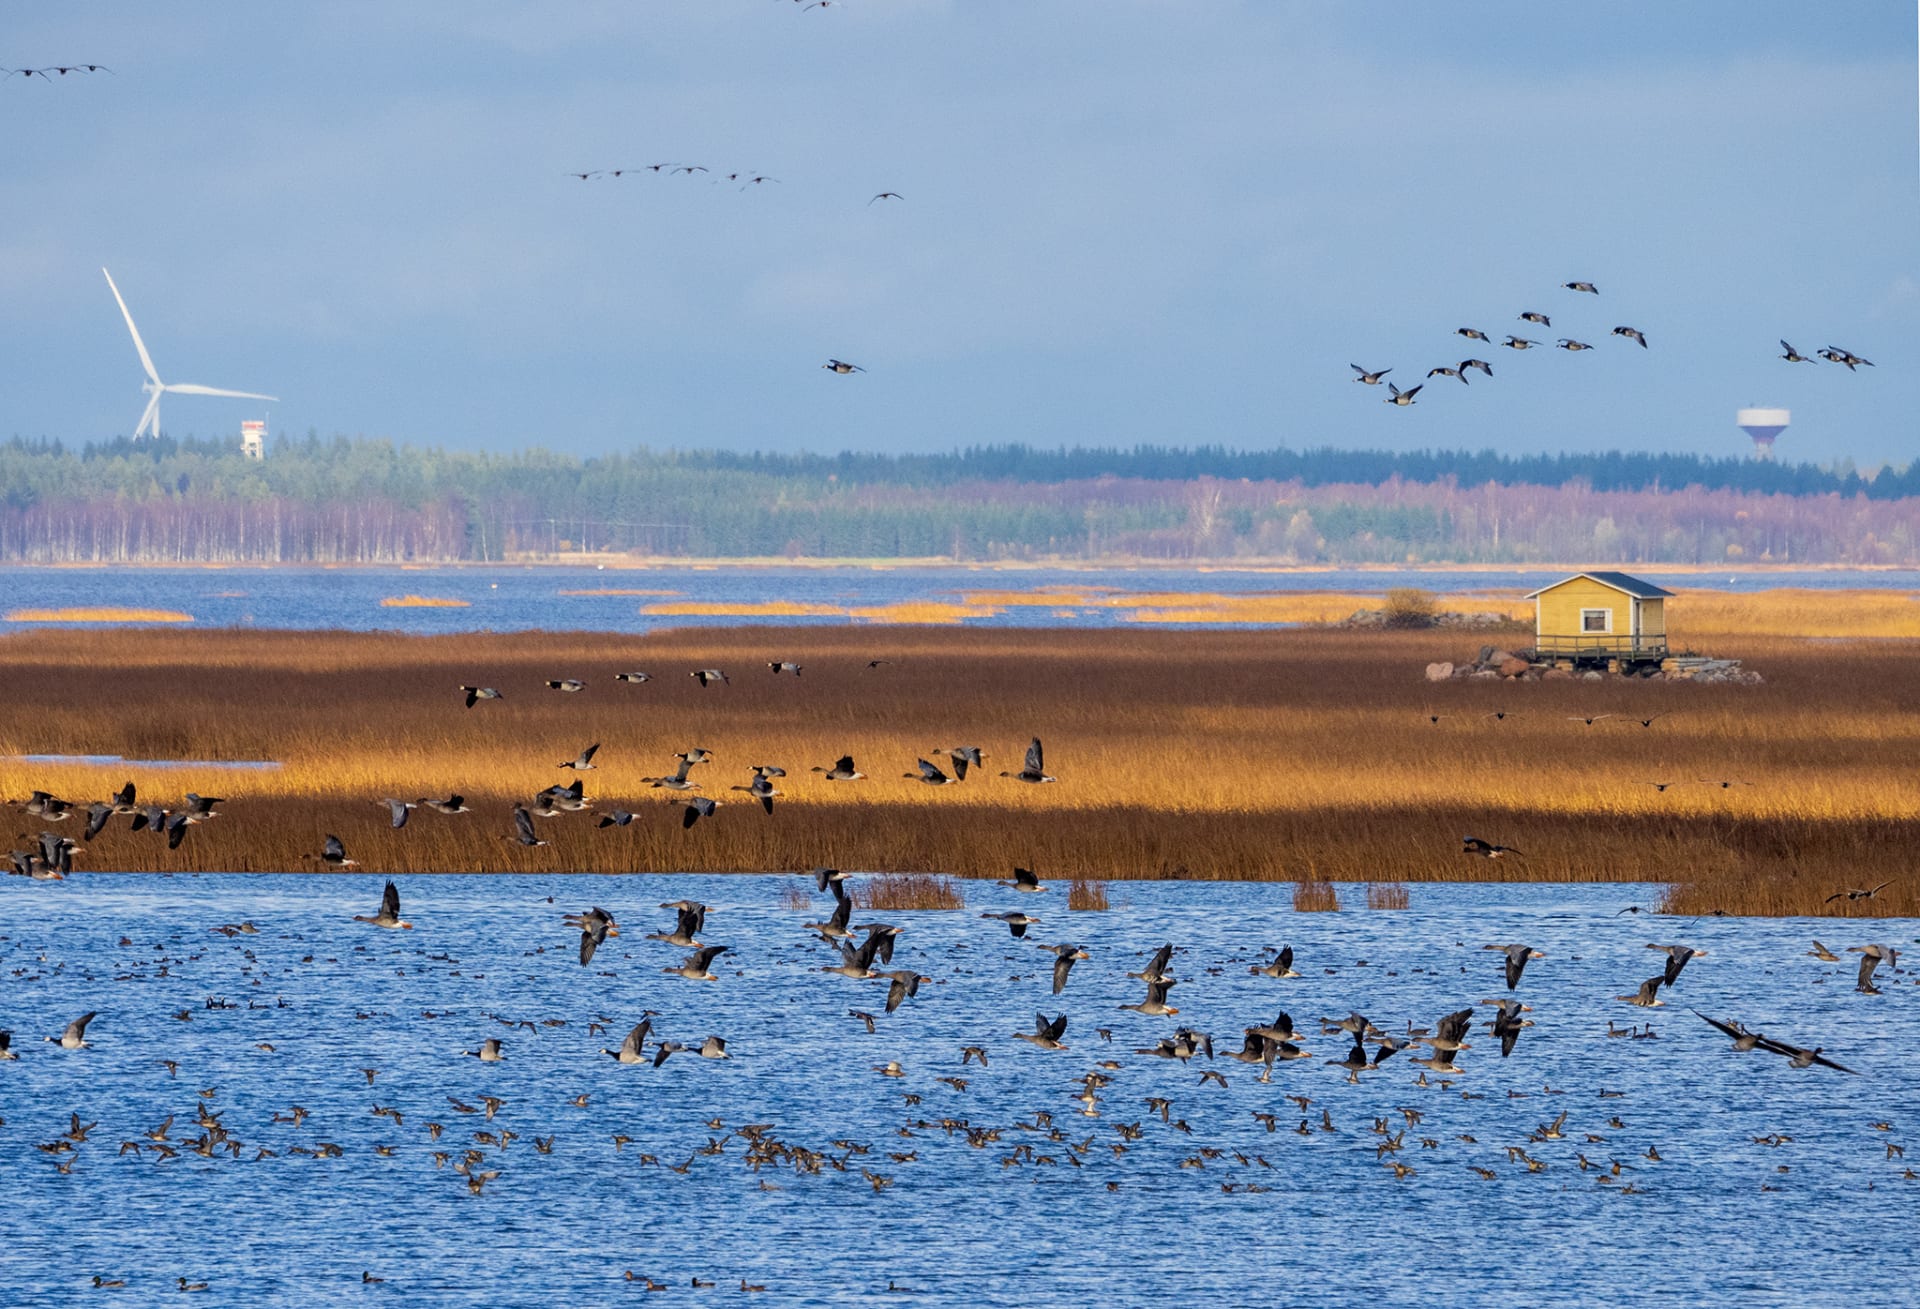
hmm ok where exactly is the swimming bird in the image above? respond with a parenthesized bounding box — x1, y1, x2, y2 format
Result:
(379, 798, 416, 830)
(1612, 326, 1648, 348)
(1485, 943, 1544, 990)
(459, 686, 501, 708)
(681, 796, 719, 828)
(1042, 943, 1090, 994)
(813, 755, 864, 781)
(1647, 943, 1704, 986)
(560, 743, 601, 771)
(1250, 946, 1299, 978)
(467, 1038, 505, 1062)
(565, 907, 619, 965)
(981, 911, 1040, 939)
(1351, 365, 1391, 385)
(997, 866, 1045, 893)
(546, 678, 586, 693)
(1014, 1013, 1070, 1050)
(904, 758, 955, 785)
(47, 1012, 96, 1049)
(1000, 738, 1055, 784)
(823, 359, 865, 374)
(1780, 340, 1816, 363)
(420, 795, 469, 814)
(1463, 837, 1521, 859)
(602, 1020, 651, 1063)
(316, 834, 358, 869)
(353, 881, 412, 929)
(1384, 382, 1422, 406)
(510, 806, 548, 848)
(690, 669, 729, 687)
(1564, 282, 1598, 295)
(664, 945, 729, 981)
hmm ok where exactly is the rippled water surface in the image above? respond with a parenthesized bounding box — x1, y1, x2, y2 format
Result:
(1, 875, 1915, 1307)
(2, 564, 1912, 634)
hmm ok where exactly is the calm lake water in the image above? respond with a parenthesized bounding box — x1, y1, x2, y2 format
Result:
(1, 875, 1914, 1306)
(1, 564, 1915, 634)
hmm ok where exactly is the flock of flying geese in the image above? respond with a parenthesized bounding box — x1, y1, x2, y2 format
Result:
(1352, 279, 1874, 408)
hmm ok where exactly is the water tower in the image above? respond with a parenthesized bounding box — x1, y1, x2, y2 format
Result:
(1736, 407, 1789, 460)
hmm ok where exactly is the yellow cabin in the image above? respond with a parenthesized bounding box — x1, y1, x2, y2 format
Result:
(1525, 572, 1674, 664)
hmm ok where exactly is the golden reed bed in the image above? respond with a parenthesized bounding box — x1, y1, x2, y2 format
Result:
(0, 612, 1915, 916)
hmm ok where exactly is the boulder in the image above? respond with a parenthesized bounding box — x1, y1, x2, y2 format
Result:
(1470, 668, 1500, 679)
(1543, 667, 1573, 680)
(1497, 656, 1531, 678)
(1581, 670, 1603, 681)
(1476, 645, 1495, 665)
(1425, 661, 1455, 682)
(1485, 649, 1514, 667)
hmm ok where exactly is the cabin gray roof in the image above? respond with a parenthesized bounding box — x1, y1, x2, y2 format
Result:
(1525, 572, 1676, 600)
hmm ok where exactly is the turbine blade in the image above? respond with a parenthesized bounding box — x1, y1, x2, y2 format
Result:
(102, 268, 162, 386)
(133, 390, 162, 440)
(163, 384, 279, 401)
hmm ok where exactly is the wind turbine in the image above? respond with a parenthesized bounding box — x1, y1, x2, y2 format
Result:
(102, 267, 278, 440)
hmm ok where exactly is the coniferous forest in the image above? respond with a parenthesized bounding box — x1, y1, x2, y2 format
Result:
(1, 434, 1915, 564)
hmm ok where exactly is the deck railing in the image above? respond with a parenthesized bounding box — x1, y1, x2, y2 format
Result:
(1528, 634, 1667, 659)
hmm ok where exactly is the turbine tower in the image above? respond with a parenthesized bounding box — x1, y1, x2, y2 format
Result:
(102, 268, 278, 440)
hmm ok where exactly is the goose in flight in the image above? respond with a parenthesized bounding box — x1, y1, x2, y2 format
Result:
(1041, 943, 1090, 994)
(869, 192, 903, 205)
(353, 881, 412, 929)
(1000, 738, 1055, 783)
(1130, 943, 1177, 985)
(1384, 382, 1421, 406)
(644, 757, 701, 791)
(823, 359, 865, 374)
(1460, 358, 1493, 377)
(697, 1036, 730, 1059)
(316, 834, 358, 869)
(768, 661, 803, 676)
(1611, 326, 1647, 348)
(1455, 327, 1489, 341)
(1014, 1013, 1069, 1050)
(1780, 340, 1815, 363)
(1818, 346, 1872, 370)
(560, 743, 601, 772)
(1350, 365, 1391, 385)
(1485, 998, 1528, 1057)
(877, 970, 930, 1013)
(1825, 881, 1892, 904)
(997, 866, 1044, 893)
(1463, 837, 1521, 859)
(1563, 281, 1598, 294)
(933, 745, 985, 779)
(420, 795, 469, 814)
(47, 1012, 97, 1049)
(379, 798, 416, 830)
(731, 772, 780, 814)
(1616, 975, 1665, 1007)
(1327, 1037, 1370, 1082)
(812, 755, 865, 781)
(460, 686, 502, 708)
(663, 944, 729, 981)
(690, 669, 729, 687)
(1250, 946, 1299, 979)
(650, 901, 707, 947)
(614, 671, 652, 683)
(981, 911, 1041, 939)
(803, 894, 853, 942)
(1647, 943, 1704, 986)
(466, 1038, 505, 1062)
(1120, 979, 1180, 1017)
(1806, 940, 1840, 962)
(1502, 335, 1540, 350)
(1485, 943, 1543, 990)
(602, 1019, 652, 1064)
(1694, 1010, 1772, 1052)
(1426, 365, 1468, 384)
(510, 806, 548, 847)
(1850, 943, 1898, 994)
(1519, 311, 1551, 326)
(565, 907, 619, 965)
(904, 758, 956, 785)
(0, 1030, 14, 1060)
(1556, 338, 1593, 351)
(546, 678, 586, 693)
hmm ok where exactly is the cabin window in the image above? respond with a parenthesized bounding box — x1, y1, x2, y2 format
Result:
(1581, 608, 1612, 634)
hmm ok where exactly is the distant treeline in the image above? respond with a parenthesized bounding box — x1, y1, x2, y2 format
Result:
(0, 434, 1915, 564)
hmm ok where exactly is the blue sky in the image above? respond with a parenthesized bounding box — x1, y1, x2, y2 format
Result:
(3, 2, 1915, 466)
